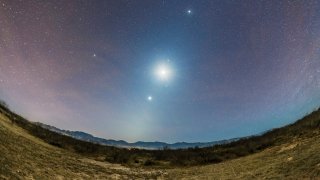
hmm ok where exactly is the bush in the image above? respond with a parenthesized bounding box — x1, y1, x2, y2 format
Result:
(144, 159, 156, 166)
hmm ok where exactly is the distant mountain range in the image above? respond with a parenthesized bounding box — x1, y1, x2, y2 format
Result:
(34, 122, 241, 149)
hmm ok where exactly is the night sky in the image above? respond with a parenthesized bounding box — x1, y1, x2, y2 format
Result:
(1, 0, 320, 143)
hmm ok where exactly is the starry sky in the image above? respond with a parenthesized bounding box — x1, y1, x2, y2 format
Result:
(1, 0, 320, 143)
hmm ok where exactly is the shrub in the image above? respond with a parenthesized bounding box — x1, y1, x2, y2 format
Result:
(144, 159, 156, 166)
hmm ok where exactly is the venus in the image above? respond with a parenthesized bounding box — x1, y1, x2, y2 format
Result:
(154, 62, 173, 82)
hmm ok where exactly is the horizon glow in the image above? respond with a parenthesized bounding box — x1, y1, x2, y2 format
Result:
(0, 0, 320, 143)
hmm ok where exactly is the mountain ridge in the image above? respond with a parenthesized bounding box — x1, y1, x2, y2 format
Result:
(34, 122, 240, 149)
(1, 103, 319, 178)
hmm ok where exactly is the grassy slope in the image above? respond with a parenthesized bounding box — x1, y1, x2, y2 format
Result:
(0, 105, 319, 179)
(0, 114, 167, 179)
(1, 103, 320, 167)
(169, 129, 320, 179)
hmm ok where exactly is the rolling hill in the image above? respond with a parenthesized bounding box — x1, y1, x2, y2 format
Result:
(35, 122, 240, 149)
(0, 103, 319, 179)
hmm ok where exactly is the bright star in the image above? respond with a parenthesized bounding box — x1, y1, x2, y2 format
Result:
(187, 9, 192, 14)
(154, 62, 173, 82)
(93, 53, 96, 57)
(147, 96, 153, 101)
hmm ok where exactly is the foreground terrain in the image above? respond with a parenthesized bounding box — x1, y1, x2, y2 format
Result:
(0, 106, 319, 179)
(0, 114, 167, 179)
(169, 130, 320, 179)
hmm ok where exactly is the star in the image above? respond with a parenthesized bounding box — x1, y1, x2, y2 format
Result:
(93, 53, 96, 57)
(187, 9, 192, 15)
(147, 96, 153, 101)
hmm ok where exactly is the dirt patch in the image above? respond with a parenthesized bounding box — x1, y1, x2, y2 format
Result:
(278, 143, 298, 153)
(287, 157, 293, 161)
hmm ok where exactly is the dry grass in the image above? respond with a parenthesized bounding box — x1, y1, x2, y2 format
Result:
(0, 114, 167, 179)
(0, 111, 319, 179)
(168, 131, 320, 179)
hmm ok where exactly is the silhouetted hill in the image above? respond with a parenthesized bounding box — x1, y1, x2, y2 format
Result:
(35, 122, 240, 149)
(1, 102, 319, 178)
(0, 102, 319, 168)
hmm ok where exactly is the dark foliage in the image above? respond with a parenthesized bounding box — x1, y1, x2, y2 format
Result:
(0, 100, 8, 109)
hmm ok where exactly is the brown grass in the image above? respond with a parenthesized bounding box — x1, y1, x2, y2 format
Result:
(0, 104, 319, 179)
(0, 114, 167, 179)
(168, 130, 320, 179)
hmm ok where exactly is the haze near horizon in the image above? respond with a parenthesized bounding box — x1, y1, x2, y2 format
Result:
(0, 0, 320, 143)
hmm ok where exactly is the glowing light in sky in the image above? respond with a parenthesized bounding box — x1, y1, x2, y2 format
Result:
(2, 1, 320, 143)
(154, 62, 173, 82)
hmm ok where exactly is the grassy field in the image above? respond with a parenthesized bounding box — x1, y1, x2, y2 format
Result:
(168, 129, 320, 179)
(0, 105, 320, 179)
(0, 114, 167, 179)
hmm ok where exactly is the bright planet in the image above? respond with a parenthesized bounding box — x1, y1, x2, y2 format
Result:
(154, 62, 173, 82)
